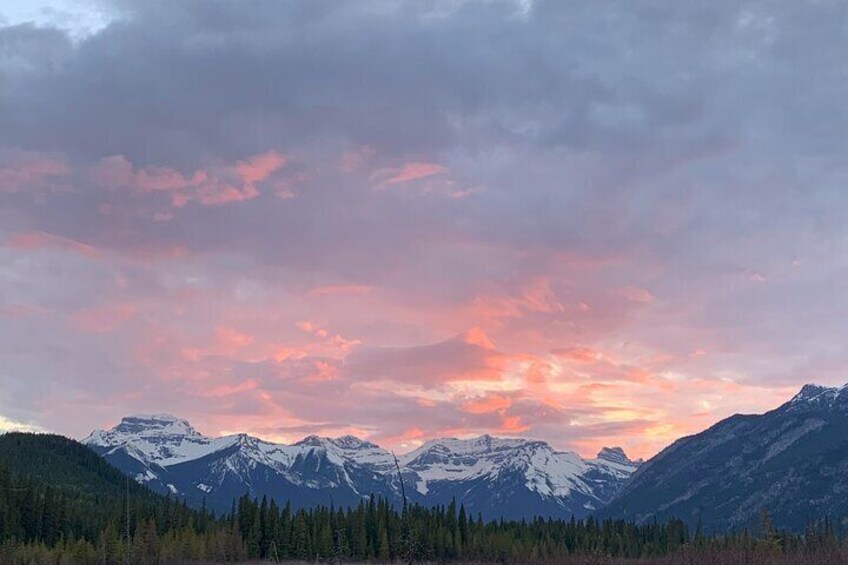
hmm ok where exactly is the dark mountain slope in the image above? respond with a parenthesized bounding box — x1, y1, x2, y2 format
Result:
(600, 384, 848, 532)
(0, 432, 204, 543)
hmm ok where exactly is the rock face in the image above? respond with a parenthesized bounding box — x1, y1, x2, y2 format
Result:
(600, 383, 848, 532)
(84, 414, 638, 517)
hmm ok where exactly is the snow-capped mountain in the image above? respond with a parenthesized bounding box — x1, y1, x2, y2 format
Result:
(83, 414, 638, 518)
(600, 383, 848, 532)
(399, 435, 638, 518)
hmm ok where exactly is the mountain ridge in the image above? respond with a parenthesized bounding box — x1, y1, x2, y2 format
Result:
(600, 381, 848, 532)
(83, 413, 638, 519)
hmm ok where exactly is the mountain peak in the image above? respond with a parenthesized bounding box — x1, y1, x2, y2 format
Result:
(414, 434, 529, 455)
(113, 413, 200, 437)
(331, 435, 376, 450)
(596, 446, 635, 466)
(787, 382, 848, 411)
(293, 434, 326, 447)
(292, 434, 378, 451)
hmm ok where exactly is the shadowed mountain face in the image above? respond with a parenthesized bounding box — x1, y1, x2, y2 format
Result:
(84, 414, 638, 518)
(600, 384, 848, 532)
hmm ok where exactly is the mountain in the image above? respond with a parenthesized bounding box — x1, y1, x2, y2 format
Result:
(600, 383, 848, 532)
(84, 414, 400, 514)
(399, 435, 638, 519)
(83, 414, 638, 518)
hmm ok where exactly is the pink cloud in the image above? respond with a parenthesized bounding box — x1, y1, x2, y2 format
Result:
(233, 151, 287, 184)
(0, 150, 69, 193)
(616, 286, 655, 304)
(551, 346, 602, 364)
(339, 145, 376, 172)
(462, 327, 496, 350)
(0, 304, 52, 318)
(4, 231, 100, 258)
(465, 277, 565, 326)
(343, 332, 514, 385)
(308, 284, 375, 296)
(372, 161, 446, 186)
(91, 155, 205, 194)
(72, 304, 137, 333)
(90, 150, 287, 207)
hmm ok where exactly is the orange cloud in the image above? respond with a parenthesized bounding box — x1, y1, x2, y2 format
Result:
(462, 394, 512, 414)
(551, 346, 601, 364)
(463, 327, 496, 350)
(498, 415, 529, 433)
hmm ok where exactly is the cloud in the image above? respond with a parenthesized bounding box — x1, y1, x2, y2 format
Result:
(462, 393, 512, 414)
(343, 332, 513, 386)
(0, 149, 69, 193)
(90, 151, 287, 207)
(0, 414, 44, 433)
(72, 303, 136, 333)
(308, 284, 375, 296)
(374, 162, 446, 186)
(1, 0, 848, 460)
(5, 231, 100, 257)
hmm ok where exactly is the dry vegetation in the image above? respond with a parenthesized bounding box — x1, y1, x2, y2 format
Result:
(220, 547, 848, 565)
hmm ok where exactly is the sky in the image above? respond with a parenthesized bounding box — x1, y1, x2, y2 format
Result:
(1, 0, 847, 460)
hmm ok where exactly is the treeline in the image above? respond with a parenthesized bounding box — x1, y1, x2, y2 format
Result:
(2, 491, 848, 564)
(0, 488, 690, 563)
(232, 495, 691, 562)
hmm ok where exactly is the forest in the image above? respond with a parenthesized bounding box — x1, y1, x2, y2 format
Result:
(1, 433, 848, 564)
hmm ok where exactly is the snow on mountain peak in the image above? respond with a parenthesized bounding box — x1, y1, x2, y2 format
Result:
(293, 434, 326, 447)
(85, 413, 638, 519)
(405, 434, 533, 461)
(596, 446, 633, 466)
(83, 414, 239, 466)
(399, 434, 595, 500)
(113, 413, 200, 437)
(291, 434, 394, 471)
(787, 382, 848, 411)
(331, 435, 377, 450)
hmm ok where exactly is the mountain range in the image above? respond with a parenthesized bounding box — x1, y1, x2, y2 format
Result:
(82, 382, 848, 531)
(601, 382, 848, 532)
(83, 414, 639, 519)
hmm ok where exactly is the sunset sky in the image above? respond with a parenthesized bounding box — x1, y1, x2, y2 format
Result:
(2, 0, 847, 460)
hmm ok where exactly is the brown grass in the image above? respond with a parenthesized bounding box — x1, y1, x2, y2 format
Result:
(219, 551, 848, 565)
